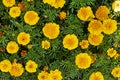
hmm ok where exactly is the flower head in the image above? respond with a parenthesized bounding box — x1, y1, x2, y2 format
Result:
(112, 0, 120, 12)
(9, 60, 24, 77)
(9, 7, 21, 18)
(95, 6, 110, 21)
(89, 71, 104, 80)
(79, 40, 89, 49)
(111, 67, 120, 78)
(103, 19, 117, 35)
(18, 3, 26, 10)
(75, 53, 92, 69)
(107, 48, 117, 58)
(2, 0, 15, 7)
(24, 11, 40, 25)
(42, 40, 50, 49)
(6, 41, 19, 54)
(88, 33, 104, 46)
(63, 34, 78, 50)
(43, 0, 65, 8)
(38, 71, 49, 80)
(49, 69, 62, 80)
(42, 22, 60, 39)
(59, 11, 66, 20)
(17, 32, 30, 45)
(77, 6, 95, 21)
(25, 60, 38, 73)
(0, 59, 11, 72)
(88, 20, 103, 34)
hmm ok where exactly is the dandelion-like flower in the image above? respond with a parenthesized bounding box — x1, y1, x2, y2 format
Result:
(77, 6, 95, 21)
(63, 34, 78, 50)
(42, 22, 60, 39)
(0, 59, 11, 72)
(89, 71, 104, 80)
(6, 41, 19, 54)
(59, 11, 66, 20)
(2, 0, 15, 7)
(25, 60, 38, 73)
(107, 48, 117, 58)
(38, 71, 49, 80)
(79, 40, 89, 49)
(88, 20, 103, 34)
(48, 69, 62, 80)
(24, 11, 40, 25)
(75, 53, 91, 69)
(88, 33, 104, 46)
(42, 40, 50, 49)
(9, 7, 21, 18)
(111, 67, 120, 78)
(17, 32, 30, 45)
(95, 6, 110, 21)
(103, 19, 117, 35)
(112, 0, 120, 12)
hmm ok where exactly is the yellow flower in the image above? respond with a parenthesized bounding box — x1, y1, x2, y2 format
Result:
(75, 53, 92, 69)
(49, 69, 62, 80)
(111, 67, 120, 78)
(27, 0, 33, 2)
(103, 19, 117, 35)
(0, 59, 11, 72)
(17, 32, 30, 45)
(9, 7, 21, 18)
(88, 20, 103, 34)
(89, 71, 104, 80)
(79, 40, 89, 49)
(38, 71, 49, 80)
(6, 41, 19, 54)
(95, 6, 110, 21)
(25, 60, 38, 73)
(42, 22, 60, 39)
(88, 33, 104, 46)
(9, 61, 24, 77)
(59, 11, 66, 20)
(24, 11, 40, 25)
(112, 0, 120, 12)
(77, 6, 95, 21)
(63, 34, 78, 50)
(107, 48, 117, 58)
(2, 0, 15, 7)
(114, 53, 120, 59)
(43, 0, 65, 8)
(42, 40, 50, 49)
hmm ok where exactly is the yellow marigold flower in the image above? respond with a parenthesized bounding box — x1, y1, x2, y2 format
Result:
(114, 53, 119, 59)
(89, 71, 104, 80)
(107, 48, 117, 58)
(43, 66, 48, 71)
(88, 20, 103, 34)
(112, 0, 120, 12)
(49, 69, 62, 80)
(88, 33, 104, 46)
(0, 59, 11, 72)
(6, 41, 19, 54)
(24, 11, 40, 25)
(17, 32, 30, 45)
(95, 6, 110, 21)
(59, 11, 66, 20)
(42, 22, 60, 39)
(77, 6, 95, 21)
(75, 53, 92, 69)
(9, 61, 24, 77)
(2, 0, 15, 7)
(79, 40, 89, 49)
(27, 0, 33, 2)
(42, 40, 50, 49)
(38, 71, 49, 80)
(63, 34, 78, 50)
(9, 7, 21, 18)
(25, 60, 38, 73)
(44, 0, 65, 8)
(103, 19, 117, 35)
(111, 67, 120, 78)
